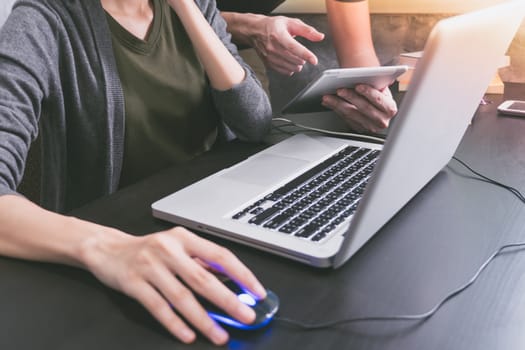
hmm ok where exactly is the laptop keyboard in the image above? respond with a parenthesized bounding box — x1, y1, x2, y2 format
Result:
(231, 145, 380, 242)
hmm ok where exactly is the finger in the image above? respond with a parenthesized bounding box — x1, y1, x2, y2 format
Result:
(189, 258, 258, 326)
(164, 251, 256, 325)
(255, 43, 304, 75)
(252, 30, 306, 67)
(267, 63, 299, 76)
(287, 18, 325, 43)
(355, 84, 398, 117)
(178, 229, 267, 299)
(264, 54, 304, 76)
(146, 263, 231, 345)
(266, 46, 307, 66)
(322, 95, 377, 132)
(127, 280, 197, 344)
(274, 29, 319, 66)
(335, 88, 392, 130)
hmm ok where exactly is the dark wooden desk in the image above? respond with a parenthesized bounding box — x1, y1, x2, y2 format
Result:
(2, 84, 525, 350)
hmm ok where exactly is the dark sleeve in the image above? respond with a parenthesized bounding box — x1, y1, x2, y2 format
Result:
(196, 0, 273, 142)
(215, 0, 286, 15)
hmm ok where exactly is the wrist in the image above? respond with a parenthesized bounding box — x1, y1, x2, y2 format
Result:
(74, 217, 131, 272)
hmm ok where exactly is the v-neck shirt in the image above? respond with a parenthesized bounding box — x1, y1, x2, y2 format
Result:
(106, 0, 219, 188)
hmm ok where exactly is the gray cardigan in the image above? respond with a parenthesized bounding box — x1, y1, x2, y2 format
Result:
(0, 0, 272, 213)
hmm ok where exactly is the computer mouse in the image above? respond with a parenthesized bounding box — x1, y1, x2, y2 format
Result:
(203, 278, 279, 330)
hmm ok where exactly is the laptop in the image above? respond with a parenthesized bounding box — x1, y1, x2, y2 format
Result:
(152, 1, 525, 268)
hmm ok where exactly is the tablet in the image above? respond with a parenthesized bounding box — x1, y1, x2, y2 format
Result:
(280, 65, 409, 114)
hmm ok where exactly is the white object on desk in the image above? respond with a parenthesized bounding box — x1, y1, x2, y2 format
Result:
(497, 100, 525, 117)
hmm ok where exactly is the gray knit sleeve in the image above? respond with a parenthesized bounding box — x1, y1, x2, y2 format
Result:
(0, 4, 57, 197)
(195, 0, 273, 142)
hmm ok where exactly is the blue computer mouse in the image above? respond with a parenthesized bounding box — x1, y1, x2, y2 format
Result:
(204, 278, 279, 330)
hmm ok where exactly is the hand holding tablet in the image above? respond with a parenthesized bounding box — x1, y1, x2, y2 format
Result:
(281, 65, 408, 115)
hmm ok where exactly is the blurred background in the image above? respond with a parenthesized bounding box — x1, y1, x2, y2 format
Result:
(268, 0, 525, 110)
(0, 0, 523, 110)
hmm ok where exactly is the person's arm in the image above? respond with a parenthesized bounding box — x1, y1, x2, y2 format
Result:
(168, 0, 273, 142)
(322, 0, 398, 133)
(0, 195, 265, 345)
(326, 0, 379, 68)
(0, 4, 265, 346)
(221, 11, 325, 76)
(167, 0, 244, 90)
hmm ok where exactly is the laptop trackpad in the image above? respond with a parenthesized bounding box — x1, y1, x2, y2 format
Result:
(220, 154, 309, 187)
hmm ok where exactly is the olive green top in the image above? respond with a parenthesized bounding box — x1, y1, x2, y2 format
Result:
(106, 0, 219, 188)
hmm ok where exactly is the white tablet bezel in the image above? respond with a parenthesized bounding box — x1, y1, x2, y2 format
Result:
(280, 65, 409, 115)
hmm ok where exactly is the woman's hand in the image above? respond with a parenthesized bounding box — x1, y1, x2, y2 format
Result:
(82, 226, 266, 345)
(166, 0, 246, 90)
(321, 84, 398, 133)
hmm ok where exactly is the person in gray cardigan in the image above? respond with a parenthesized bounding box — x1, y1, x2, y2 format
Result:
(0, 0, 271, 345)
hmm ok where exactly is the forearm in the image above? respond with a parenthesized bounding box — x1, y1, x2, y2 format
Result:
(326, 0, 380, 67)
(168, 0, 245, 90)
(0, 194, 124, 269)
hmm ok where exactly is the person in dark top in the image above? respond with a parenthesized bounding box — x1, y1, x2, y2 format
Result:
(218, 0, 398, 134)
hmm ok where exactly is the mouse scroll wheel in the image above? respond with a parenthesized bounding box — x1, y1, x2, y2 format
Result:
(237, 293, 257, 306)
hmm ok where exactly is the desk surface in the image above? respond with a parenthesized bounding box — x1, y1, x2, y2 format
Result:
(2, 84, 525, 350)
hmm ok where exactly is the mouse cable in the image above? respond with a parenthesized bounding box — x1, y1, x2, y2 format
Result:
(271, 117, 387, 144)
(275, 157, 525, 330)
(275, 242, 525, 330)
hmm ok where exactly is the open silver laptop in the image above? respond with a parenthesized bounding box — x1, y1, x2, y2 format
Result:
(152, 1, 525, 268)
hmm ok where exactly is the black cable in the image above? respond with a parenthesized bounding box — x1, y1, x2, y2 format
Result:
(275, 156, 525, 330)
(451, 156, 525, 203)
(275, 241, 525, 330)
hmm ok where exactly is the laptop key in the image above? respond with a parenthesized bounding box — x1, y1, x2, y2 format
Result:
(263, 213, 290, 229)
(248, 206, 280, 225)
(295, 223, 321, 238)
(279, 224, 298, 234)
(311, 231, 328, 242)
(232, 211, 247, 220)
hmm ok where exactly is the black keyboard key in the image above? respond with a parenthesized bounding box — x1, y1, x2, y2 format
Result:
(248, 206, 280, 225)
(232, 211, 247, 220)
(295, 223, 321, 238)
(249, 207, 264, 215)
(279, 224, 298, 234)
(263, 213, 291, 229)
(311, 231, 327, 242)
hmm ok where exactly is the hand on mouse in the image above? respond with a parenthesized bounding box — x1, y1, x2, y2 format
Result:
(81, 225, 267, 345)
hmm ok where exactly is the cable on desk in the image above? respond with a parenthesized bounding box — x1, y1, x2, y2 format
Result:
(275, 241, 525, 330)
(271, 117, 387, 144)
(451, 156, 525, 203)
(275, 157, 525, 331)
